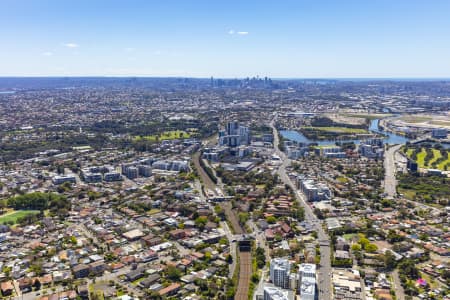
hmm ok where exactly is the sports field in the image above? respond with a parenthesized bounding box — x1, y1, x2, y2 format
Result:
(133, 130, 191, 141)
(0, 210, 40, 224)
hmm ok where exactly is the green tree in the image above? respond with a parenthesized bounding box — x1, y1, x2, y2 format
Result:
(383, 250, 397, 270)
(364, 243, 378, 253)
(195, 216, 208, 230)
(166, 265, 181, 281)
(266, 216, 276, 224)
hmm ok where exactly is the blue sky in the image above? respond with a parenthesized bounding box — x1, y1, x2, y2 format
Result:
(1, 0, 450, 78)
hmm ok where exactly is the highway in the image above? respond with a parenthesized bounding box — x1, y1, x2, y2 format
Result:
(270, 115, 332, 300)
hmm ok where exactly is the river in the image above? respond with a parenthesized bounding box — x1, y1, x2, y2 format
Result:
(280, 119, 410, 146)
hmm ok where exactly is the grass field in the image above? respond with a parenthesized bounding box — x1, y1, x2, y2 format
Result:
(0, 210, 40, 224)
(336, 176, 349, 183)
(343, 233, 357, 241)
(416, 150, 426, 167)
(302, 126, 368, 134)
(134, 130, 191, 142)
(400, 115, 433, 123)
(430, 120, 450, 127)
(148, 208, 161, 215)
(405, 147, 450, 171)
(342, 113, 392, 120)
(397, 188, 417, 200)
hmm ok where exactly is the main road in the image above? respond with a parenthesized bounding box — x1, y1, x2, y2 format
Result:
(383, 144, 402, 198)
(270, 115, 332, 300)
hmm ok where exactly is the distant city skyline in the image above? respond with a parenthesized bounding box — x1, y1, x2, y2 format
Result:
(2, 0, 450, 78)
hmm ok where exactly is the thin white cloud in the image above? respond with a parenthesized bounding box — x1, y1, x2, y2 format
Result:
(42, 51, 53, 56)
(237, 31, 249, 35)
(228, 29, 235, 35)
(125, 47, 135, 52)
(63, 43, 79, 48)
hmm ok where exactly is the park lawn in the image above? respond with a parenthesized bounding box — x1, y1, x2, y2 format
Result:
(134, 130, 191, 142)
(400, 115, 433, 123)
(405, 148, 414, 157)
(428, 149, 442, 167)
(343, 233, 357, 241)
(302, 126, 368, 134)
(336, 176, 349, 183)
(132, 277, 145, 286)
(406, 147, 450, 171)
(437, 158, 450, 170)
(342, 113, 392, 120)
(0, 210, 40, 224)
(415, 149, 427, 167)
(430, 120, 450, 126)
(398, 188, 416, 200)
(148, 208, 161, 215)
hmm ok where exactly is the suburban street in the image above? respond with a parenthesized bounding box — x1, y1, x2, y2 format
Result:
(270, 115, 332, 300)
(392, 270, 406, 300)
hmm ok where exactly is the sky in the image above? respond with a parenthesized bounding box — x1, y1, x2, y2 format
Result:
(1, 0, 450, 78)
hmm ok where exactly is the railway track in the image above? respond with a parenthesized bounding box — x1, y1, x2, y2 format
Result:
(192, 151, 252, 299)
(235, 251, 251, 300)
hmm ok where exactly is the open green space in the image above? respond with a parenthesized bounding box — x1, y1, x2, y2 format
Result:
(343, 233, 357, 241)
(428, 149, 442, 166)
(416, 149, 426, 167)
(0, 210, 40, 224)
(430, 120, 450, 127)
(134, 130, 191, 142)
(400, 115, 433, 123)
(148, 208, 161, 215)
(398, 174, 450, 206)
(302, 126, 368, 134)
(336, 176, 349, 183)
(404, 147, 450, 171)
(342, 113, 392, 120)
(406, 148, 414, 157)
